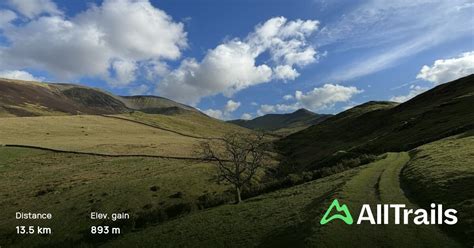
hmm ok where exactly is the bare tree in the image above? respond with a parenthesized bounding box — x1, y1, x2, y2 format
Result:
(197, 132, 271, 204)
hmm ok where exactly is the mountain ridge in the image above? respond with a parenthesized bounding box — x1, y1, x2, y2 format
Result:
(0, 78, 202, 117)
(277, 74, 474, 169)
(228, 108, 332, 134)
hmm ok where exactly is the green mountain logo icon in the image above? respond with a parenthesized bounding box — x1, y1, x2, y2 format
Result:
(320, 199, 353, 225)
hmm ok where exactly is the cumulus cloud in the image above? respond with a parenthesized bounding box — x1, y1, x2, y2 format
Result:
(258, 83, 362, 115)
(203, 100, 241, 120)
(416, 51, 474, 84)
(224, 100, 241, 113)
(203, 109, 224, 119)
(157, 17, 319, 105)
(390, 85, 429, 102)
(274, 65, 300, 81)
(241, 113, 252, 120)
(0, 0, 187, 87)
(0, 70, 44, 81)
(8, 0, 62, 19)
(0, 10, 16, 28)
(257, 104, 276, 115)
(295, 84, 362, 110)
(110, 59, 137, 87)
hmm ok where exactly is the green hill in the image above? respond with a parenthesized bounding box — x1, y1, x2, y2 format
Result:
(106, 136, 474, 247)
(277, 74, 474, 169)
(119, 95, 200, 115)
(402, 131, 474, 244)
(228, 108, 331, 135)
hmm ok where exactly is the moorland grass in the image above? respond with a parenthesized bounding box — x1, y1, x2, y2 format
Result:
(402, 133, 474, 245)
(105, 152, 462, 248)
(0, 115, 205, 157)
(0, 147, 230, 247)
(116, 111, 249, 138)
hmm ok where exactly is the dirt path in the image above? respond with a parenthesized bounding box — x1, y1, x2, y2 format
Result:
(313, 152, 461, 247)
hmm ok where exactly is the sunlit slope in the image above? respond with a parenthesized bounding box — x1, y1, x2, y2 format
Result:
(0, 78, 128, 116)
(402, 132, 474, 245)
(115, 111, 249, 138)
(105, 153, 461, 248)
(0, 78, 205, 117)
(278, 74, 474, 169)
(0, 147, 229, 247)
(0, 115, 203, 157)
(119, 95, 199, 114)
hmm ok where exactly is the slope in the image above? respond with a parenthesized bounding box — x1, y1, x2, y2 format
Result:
(119, 95, 200, 115)
(104, 152, 464, 248)
(229, 108, 331, 134)
(277, 74, 474, 169)
(0, 147, 231, 247)
(0, 78, 128, 116)
(0, 78, 205, 117)
(401, 132, 474, 245)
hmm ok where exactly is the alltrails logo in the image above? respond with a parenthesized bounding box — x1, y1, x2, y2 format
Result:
(320, 199, 458, 225)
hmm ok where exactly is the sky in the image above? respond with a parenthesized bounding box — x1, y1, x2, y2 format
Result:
(0, 0, 473, 120)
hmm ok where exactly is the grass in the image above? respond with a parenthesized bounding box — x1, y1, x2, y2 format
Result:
(104, 152, 462, 248)
(0, 147, 230, 247)
(401, 132, 474, 245)
(278, 75, 474, 169)
(117, 111, 248, 138)
(313, 153, 459, 247)
(0, 115, 206, 157)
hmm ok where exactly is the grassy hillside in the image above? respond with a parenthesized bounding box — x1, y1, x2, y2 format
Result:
(0, 78, 205, 117)
(278, 75, 474, 169)
(402, 132, 474, 245)
(0, 147, 231, 247)
(115, 111, 249, 138)
(104, 152, 462, 248)
(229, 109, 331, 135)
(0, 115, 206, 157)
(119, 95, 199, 115)
(0, 78, 128, 116)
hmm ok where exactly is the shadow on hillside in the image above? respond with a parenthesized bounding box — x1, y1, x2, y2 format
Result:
(258, 186, 342, 248)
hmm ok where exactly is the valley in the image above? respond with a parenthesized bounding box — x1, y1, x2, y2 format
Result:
(0, 75, 473, 247)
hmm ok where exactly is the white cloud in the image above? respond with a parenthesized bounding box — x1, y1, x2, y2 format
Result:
(257, 104, 276, 116)
(283, 94, 293, 100)
(295, 84, 362, 110)
(0, 70, 44, 81)
(274, 65, 300, 81)
(157, 17, 319, 105)
(110, 59, 137, 87)
(224, 100, 241, 113)
(128, 84, 150, 95)
(390, 85, 429, 102)
(241, 113, 252, 120)
(258, 83, 362, 115)
(0, 10, 16, 28)
(257, 103, 300, 116)
(0, 0, 187, 87)
(203, 100, 241, 120)
(8, 0, 62, 19)
(203, 109, 224, 119)
(416, 51, 474, 84)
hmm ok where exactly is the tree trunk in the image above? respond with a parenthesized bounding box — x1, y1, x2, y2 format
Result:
(235, 186, 242, 204)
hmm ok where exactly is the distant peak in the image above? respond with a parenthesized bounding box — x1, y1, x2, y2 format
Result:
(293, 108, 315, 115)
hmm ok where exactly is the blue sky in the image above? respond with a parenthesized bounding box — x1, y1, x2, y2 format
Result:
(0, 0, 473, 120)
